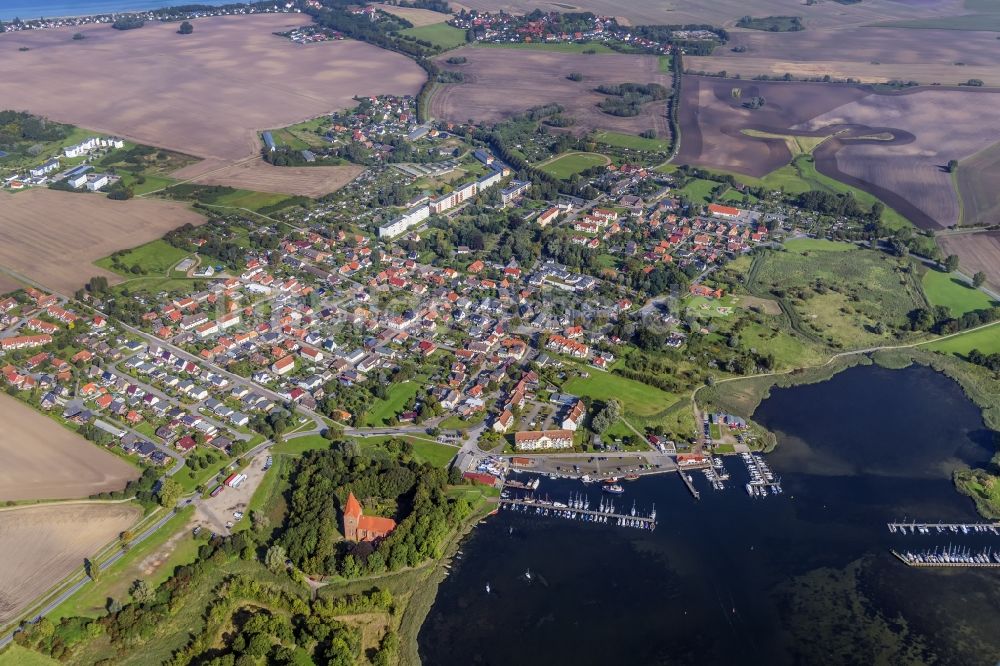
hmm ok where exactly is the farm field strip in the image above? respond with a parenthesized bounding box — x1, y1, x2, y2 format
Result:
(0, 188, 205, 294)
(0, 15, 425, 163)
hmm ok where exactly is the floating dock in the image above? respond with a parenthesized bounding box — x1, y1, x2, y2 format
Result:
(498, 498, 656, 530)
(888, 522, 1000, 535)
(891, 548, 1000, 568)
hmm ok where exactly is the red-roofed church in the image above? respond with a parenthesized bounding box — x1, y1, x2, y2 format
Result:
(343, 491, 397, 543)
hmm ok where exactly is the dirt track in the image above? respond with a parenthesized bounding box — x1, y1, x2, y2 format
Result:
(0, 15, 425, 162)
(0, 188, 205, 294)
(0, 392, 140, 502)
(0, 502, 141, 625)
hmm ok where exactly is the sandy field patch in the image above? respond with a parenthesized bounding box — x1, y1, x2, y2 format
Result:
(0, 502, 141, 625)
(374, 3, 449, 26)
(0, 393, 139, 502)
(688, 27, 1000, 86)
(454, 0, 963, 29)
(0, 188, 205, 294)
(738, 295, 782, 315)
(432, 47, 672, 138)
(194, 449, 271, 535)
(936, 232, 1000, 295)
(172, 158, 365, 198)
(0, 15, 425, 162)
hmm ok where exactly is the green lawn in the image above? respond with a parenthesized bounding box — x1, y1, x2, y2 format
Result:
(658, 55, 672, 72)
(95, 239, 192, 276)
(476, 41, 619, 54)
(921, 268, 996, 316)
(563, 368, 675, 418)
(121, 171, 176, 196)
(783, 238, 857, 253)
(928, 323, 1000, 356)
(365, 380, 423, 426)
(539, 152, 609, 179)
(592, 131, 670, 152)
(51, 506, 197, 620)
(212, 189, 289, 211)
(409, 439, 457, 467)
(0, 645, 58, 666)
(271, 434, 332, 455)
(678, 178, 719, 203)
(400, 22, 468, 50)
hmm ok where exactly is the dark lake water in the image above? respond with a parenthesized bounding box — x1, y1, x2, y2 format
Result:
(419, 365, 1000, 665)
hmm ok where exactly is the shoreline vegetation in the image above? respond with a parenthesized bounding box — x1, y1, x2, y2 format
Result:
(696, 325, 1000, 516)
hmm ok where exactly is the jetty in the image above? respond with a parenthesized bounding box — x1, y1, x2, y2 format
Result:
(887, 522, 1000, 535)
(892, 547, 1000, 568)
(679, 471, 700, 499)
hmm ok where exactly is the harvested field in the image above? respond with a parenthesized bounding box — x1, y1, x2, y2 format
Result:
(687, 27, 1000, 86)
(455, 0, 961, 29)
(678, 77, 1000, 229)
(0, 188, 205, 293)
(431, 46, 672, 138)
(956, 140, 1000, 227)
(0, 502, 141, 625)
(677, 76, 868, 177)
(799, 88, 1000, 228)
(936, 231, 1000, 295)
(171, 158, 365, 198)
(0, 393, 139, 502)
(373, 3, 450, 26)
(0, 15, 424, 163)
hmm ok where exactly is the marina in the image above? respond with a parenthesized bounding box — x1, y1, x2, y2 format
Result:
(498, 492, 657, 530)
(739, 451, 783, 497)
(887, 521, 1000, 535)
(892, 545, 1000, 568)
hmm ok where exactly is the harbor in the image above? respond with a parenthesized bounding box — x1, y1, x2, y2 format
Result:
(892, 546, 1000, 568)
(887, 521, 1000, 535)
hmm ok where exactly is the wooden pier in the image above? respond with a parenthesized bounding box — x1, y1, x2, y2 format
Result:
(498, 498, 656, 527)
(887, 522, 1000, 535)
(679, 472, 700, 500)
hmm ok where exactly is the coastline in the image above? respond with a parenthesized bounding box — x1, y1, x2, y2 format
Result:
(0, 1, 265, 23)
(699, 345, 1000, 518)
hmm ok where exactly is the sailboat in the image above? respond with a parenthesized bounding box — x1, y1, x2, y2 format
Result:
(525, 568, 532, 581)
(485, 582, 491, 594)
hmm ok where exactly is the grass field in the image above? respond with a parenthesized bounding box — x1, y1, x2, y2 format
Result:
(211, 189, 290, 211)
(921, 268, 996, 316)
(51, 506, 197, 620)
(678, 178, 719, 203)
(95, 239, 191, 276)
(400, 22, 468, 50)
(742, 129, 829, 157)
(928, 323, 1000, 356)
(592, 131, 670, 152)
(478, 41, 619, 54)
(357, 436, 457, 468)
(365, 381, 423, 426)
(563, 369, 674, 418)
(119, 172, 177, 196)
(783, 238, 856, 253)
(0, 645, 57, 666)
(271, 434, 332, 456)
(539, 152, 609, 179)
(749, 246, 926, 348)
